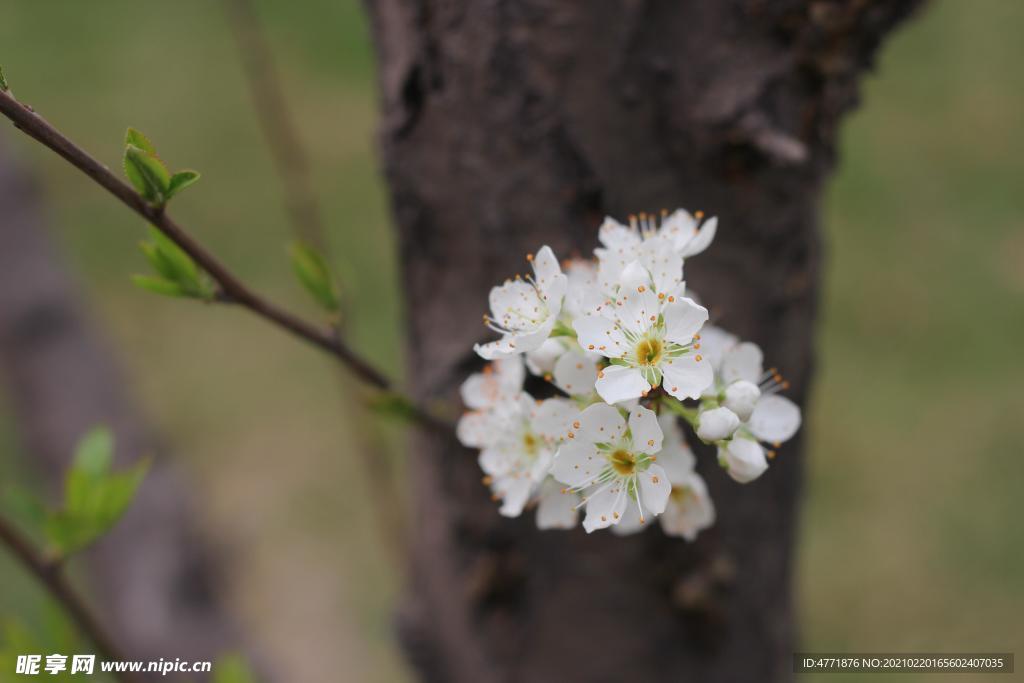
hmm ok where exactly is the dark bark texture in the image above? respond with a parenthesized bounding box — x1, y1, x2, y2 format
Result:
(366, 2, 921, 681)
(0, 135, 251, 671)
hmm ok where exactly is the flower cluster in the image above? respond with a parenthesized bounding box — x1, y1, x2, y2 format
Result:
(458, 210, 801, 538)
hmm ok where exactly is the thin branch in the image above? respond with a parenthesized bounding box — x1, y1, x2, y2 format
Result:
(0, 516, 140, 683)
(223, 0, 327, 248)
(0, 87, 450, 435)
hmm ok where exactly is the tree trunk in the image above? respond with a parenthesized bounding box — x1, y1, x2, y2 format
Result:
(365, 2, 921, 680)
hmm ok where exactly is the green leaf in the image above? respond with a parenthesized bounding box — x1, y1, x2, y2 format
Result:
(288, 241, 340, 312)
(131, 274, 190, 298)
(134, 227, 213, 300)
(124, 127, 157, 155)
(0, 65, 9, 92)
(43, 427, 150, 557)
(166, 170, 201, 199)
(213, 655, 256, 683)
(124, 144, 171, 204)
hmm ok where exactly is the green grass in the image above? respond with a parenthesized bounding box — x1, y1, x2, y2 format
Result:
(1, 1, 1021, 682)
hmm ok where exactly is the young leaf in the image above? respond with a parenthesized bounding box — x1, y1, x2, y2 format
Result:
(43, 427, 151, 557)
(124, 144, 170, 204)
(0, 66, 9, 92)
(124, 127, 157, 155)
(131, 274, 190, 298)
(288, 241, 340, 312)
(166, 170, 201, 199)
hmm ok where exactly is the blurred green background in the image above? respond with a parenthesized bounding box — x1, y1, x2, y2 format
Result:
(0, 1, 1020, 682)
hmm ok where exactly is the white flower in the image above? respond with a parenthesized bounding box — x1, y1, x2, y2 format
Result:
(614, 414, 714, 540)
(475, 246, 567, 360)
(711, 342, 802, 484)
(550, 404, 671, 533)
(573, 261, 713, 404)
(696, 406, 740, 442)
(594, 210, 717, 292)
(467, 394, 578, 517)
(459, 356, 525, 410)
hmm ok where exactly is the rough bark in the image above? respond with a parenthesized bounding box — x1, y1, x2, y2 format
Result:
(0, 135, 250, 671)
(365, 1, 921, 681)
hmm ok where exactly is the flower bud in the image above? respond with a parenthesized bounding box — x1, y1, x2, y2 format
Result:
(723, 380, 761, 422)
(719, 438, 769, 484)
(696, 406, 740, 442)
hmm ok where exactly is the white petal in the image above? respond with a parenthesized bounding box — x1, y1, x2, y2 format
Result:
(496, 477, 532, 517)
(657, 209, 697, 249)
(656, 414, 696, 482)
(659, 472, 715, 541)
(748, 394, 801, 443)
(598, 217, 641, 249)
(609, 500, 646, 536)
(616, 263, 662, 336)
(663, 297, 708, 345)
(637, 464, 672, 515)
(696, 324, 739, 371)
(473, 337, 517, 360)
(577, 402, 626, 443)
(553, 350, 598, 396)
(550, 441, 602, 488)
(535, 478, 579, 530)
(595, 365, 651, 404)
(696, 406, 741, 443)
(507, 315, 557, 354)
(720, 438, 768, 483)
(582, 482, 629, 533)
(531, 245, 562, 290)
(456, 411, 491, 447)
(628, 405, 663, 454)
(573, 314, 626, 358)
(661, 354, 714, 400)
(478, 447, 511, 477)
(459, 357, 524, 409)
(638, 236, 684, 293)
(532, 398, 580, 442)
(721, 342, 763, 384)
(679, 216, 717, 258)
(525, 337, 568, 375)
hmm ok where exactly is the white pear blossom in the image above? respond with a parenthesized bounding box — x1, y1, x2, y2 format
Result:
(468, 394, 581, 517)
(550, 404, 671, 533)
(574, 261, 713, 404)
(597, 210, 717, 261)
(709, 342, 802, 483)
(475, 246, 567, 360)
(614, 415, 715, 541)
(459, 356, 525, 410)
(696, 405, 740, 442)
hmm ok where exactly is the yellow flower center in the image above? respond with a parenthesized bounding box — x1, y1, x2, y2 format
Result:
(522, 432, 539, 456)
(635, 338, 663, 366)
(610, 449, 637, 475)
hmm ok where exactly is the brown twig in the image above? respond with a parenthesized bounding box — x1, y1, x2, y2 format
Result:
(0, 87, 450, 435)
(223, 0, 327, 248)
(0, 516, 140, 683)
